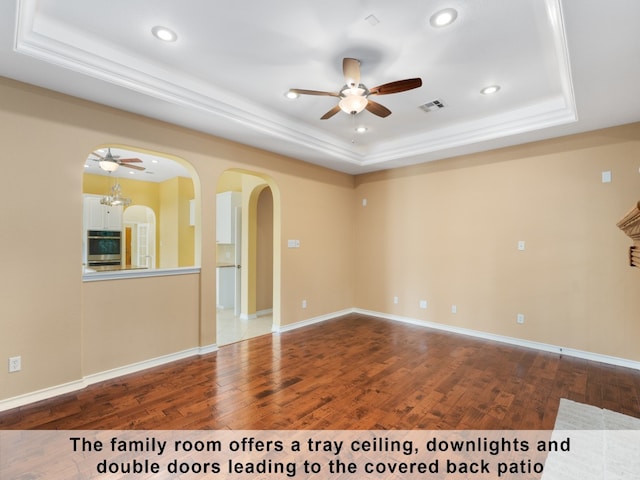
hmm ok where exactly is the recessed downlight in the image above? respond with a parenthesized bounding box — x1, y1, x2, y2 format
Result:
(285, 91, 299, 99)
(480, 85, 501, 95)
(151, 26, 178, 42)
(430, 8, 458, 27)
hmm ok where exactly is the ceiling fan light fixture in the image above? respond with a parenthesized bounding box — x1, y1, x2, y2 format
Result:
(430, 8, 458, 27)
(339, 95, 368, 115)
(339, 85, 368, 115)
(99, 159, 119, 172)
(151, 26, 178, 42)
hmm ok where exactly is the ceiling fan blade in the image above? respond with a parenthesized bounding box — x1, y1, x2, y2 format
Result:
(343, 58, 361, 88)
(289, 89, 339, 97)
(320, 105, 342, 120)
(121, 163, 146, 171)
(91, 150, 106, 160)
(369, 78, 422, 95)
(365, 99, 392, 118)
(119, 157, 143, 163)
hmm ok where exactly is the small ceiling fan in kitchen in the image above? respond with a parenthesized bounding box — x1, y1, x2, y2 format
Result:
(289, 57, 422, 119)
(90, 148, 145, 172)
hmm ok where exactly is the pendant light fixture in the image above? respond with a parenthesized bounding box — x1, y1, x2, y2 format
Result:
(101, 180, 131, 207)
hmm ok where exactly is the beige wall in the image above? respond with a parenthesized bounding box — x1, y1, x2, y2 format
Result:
(0, 77, 356, 402)
(354, 124, 640, 361)
(82, 274, 200, 375)
(1, 74, 639, 406)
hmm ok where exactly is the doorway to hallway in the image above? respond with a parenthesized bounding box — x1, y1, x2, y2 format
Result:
(215, 170, 277, 345)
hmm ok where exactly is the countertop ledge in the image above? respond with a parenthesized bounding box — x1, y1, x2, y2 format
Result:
(83, 266, 201, 282)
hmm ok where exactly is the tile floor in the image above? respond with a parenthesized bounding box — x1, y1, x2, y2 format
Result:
(216, 308, 273, 346)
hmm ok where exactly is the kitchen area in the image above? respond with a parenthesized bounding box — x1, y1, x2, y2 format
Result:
(82, 192, 158, 274)
(82, 148, 195, 275)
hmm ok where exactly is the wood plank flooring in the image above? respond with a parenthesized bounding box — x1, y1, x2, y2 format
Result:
(1, 313, 640, 430)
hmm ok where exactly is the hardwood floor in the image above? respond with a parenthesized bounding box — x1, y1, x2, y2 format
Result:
(1, 314, 640, 430)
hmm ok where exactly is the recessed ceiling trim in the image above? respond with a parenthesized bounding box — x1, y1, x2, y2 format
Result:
(13, 0, 578, 173)
(545, 0, 578, 122)
(361, 97, 577, 166)
(14, 19, 367, 168)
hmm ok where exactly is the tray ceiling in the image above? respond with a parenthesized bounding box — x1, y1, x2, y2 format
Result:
(1, 0, 639, 174)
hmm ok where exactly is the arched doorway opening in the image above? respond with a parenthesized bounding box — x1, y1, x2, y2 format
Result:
(123, 206, 156, 269)
(215, 170, 280, 345)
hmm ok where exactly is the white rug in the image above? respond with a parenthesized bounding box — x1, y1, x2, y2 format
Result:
(542, 399, 640, 479)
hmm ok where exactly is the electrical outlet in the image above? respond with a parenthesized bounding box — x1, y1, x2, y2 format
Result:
(451, 305, 457, 314)
(302, 299, 307, 309)
(518, 240, 525, 251)
(393, 296, 399, 304)
(8, 356, 21, 373)
(419, 300, 428, 309)
(517, 313, 525, 324)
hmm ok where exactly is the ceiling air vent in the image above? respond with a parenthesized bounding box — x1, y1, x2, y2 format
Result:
(419, 99, 445, 113)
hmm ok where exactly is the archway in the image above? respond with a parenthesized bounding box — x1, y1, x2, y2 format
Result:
(82, 145, 198, 272)
(123, 206, 156, 268)
(215, 169, 280, 345)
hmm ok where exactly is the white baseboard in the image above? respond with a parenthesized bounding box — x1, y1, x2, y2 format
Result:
(0, 379, 87, 413)
(0, 346, 218, 413)
(274, 308, 355, 333)
(3, 308, 638, 412)
(354, 308, 640, 371)
(83, 347, 202, 387)
(199, 343, 219, 355)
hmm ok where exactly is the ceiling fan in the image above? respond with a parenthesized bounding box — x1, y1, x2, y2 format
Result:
(90, 148, 145, 172)
(289, 58, 422, 120)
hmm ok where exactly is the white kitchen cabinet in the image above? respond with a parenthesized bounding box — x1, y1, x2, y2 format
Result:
(216, 191, 241, 244)
(83, 195, 123, 231)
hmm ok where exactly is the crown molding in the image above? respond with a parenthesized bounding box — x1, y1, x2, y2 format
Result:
(14, 0, 577, 172)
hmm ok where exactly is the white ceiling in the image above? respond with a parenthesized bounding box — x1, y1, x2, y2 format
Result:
(1, 0, 639, 175)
